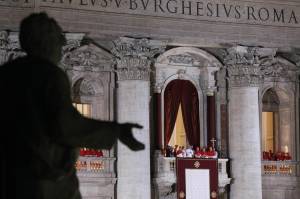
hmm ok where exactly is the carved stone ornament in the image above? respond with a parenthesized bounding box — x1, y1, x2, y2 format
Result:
(62, 43, 114, 71)
(0, 31, 26, 65)
(62, 33, 84, 53)
(0, 31, 8, 50)
(167, 54, 194, 65)
(223, 46, 276, 87)
(112, 37, 165, 81)
(77, 79, 95, 96)
(73, 78, 103, 96)
(260, 58, 299, 82)
(0, 31, 8, 65)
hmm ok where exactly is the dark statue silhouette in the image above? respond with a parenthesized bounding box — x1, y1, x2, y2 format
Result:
(0, 12, 144, 199)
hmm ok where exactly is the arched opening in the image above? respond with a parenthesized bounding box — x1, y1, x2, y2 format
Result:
(164, 79, 200, 153)
(262, 89, 279, 154)
(72, 78, 93, 117)
(261, 88, 292, 161)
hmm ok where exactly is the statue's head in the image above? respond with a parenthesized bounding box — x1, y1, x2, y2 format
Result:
(19, 12, 66, 64)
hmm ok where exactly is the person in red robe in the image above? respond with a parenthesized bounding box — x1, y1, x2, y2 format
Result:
(206, 146, 218, 158)
(194, 146, 202, 158)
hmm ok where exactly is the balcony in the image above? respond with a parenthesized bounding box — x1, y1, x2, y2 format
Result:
(76, 156, 116, 178)
(76, 152, 116, 199)
(262, 160, 299, 176)
(152, 150, 231, 199)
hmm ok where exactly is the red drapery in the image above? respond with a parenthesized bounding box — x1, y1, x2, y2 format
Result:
(164, 81, 182, 147)
(207, 96, 216, 145)
(181, 81, 200, 147)
(155, 93, 162, 149)
(164, 80, 200, 147)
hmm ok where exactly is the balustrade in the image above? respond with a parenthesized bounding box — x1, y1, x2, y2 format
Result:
(262, 161, 299, 176)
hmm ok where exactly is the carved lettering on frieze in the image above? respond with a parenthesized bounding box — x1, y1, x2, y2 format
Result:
(112, 37, 165, 81)
(39, 0, 300, 28)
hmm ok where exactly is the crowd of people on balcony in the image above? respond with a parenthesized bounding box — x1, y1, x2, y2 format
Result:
(262, 150, 292, 161)
(79, 148, 104, 157)
(164, 145, 218, 159)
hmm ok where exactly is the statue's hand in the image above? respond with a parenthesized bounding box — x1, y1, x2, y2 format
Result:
(119, 123, 145, 151)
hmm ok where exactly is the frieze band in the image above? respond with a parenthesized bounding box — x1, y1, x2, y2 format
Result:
(3, 0, 299, 27)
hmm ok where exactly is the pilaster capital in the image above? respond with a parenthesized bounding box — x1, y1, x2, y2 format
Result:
(62, 33, 84, 53)
(0, 31, 25, 65)
(0, 31, 8, 50)
(260, 56, 300, 82)
(223, 46, 276, 88)
(112, 37, 166, 81)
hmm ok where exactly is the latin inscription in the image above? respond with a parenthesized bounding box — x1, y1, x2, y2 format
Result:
(1, 0, 299, 26)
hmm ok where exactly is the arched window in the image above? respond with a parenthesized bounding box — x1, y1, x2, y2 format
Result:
(164, 79, 200, 149)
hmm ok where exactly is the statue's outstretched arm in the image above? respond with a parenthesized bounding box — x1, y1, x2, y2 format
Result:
(46, 68, 144, 151)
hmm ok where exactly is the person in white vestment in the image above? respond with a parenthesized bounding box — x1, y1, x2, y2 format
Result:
(185, 146, 194, 158)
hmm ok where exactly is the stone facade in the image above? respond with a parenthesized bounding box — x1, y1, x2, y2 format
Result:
(1, 0, 300, 198)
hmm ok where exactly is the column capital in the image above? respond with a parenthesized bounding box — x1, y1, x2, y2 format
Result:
(223, 46, 276, 88)
(0, 31, 8, 49)
(62, 33, 84, 53)
(112, 37, 166, 81)
(0, 31, 26, 65)
(0, 31, 8, 65)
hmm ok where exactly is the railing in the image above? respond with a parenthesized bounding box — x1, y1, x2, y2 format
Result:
(152, 151, 231, 198)
(262, 161, 299, 176)
(76, 156, 116, 177)
(155, 156, 231, 189)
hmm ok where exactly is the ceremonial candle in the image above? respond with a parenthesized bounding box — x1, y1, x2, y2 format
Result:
(284, 145, 288, 153)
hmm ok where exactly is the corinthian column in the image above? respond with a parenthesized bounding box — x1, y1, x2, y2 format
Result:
(224, 46, 273, 199)
(112, 37, 165, 199)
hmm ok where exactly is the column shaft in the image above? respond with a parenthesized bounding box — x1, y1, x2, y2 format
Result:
(229, 87, 262, 199)
(117, 81, 150, 199)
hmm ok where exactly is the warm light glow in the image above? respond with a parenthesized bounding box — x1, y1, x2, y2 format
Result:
(262, 112, 274, 152)
(168, 104, 188, 147)
(284, 145, 289, 153)
(73, 103, 92, 118)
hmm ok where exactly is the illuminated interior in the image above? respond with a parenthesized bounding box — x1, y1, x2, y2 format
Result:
(73, 103, 92, 118)
(262, 112, 275, 152)
(168, 104, 188, 148)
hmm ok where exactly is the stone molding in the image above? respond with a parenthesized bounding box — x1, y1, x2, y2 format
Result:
(72, 78, 102, 96)
(62, 33, 84, 53)
(154, 47, 222, 95)
(0, 31, 26, 65)
(62, 38, 114, 71)
(167, 54, 194, 65)
(112, 37, 165, 81)
(224, 46, 277, 88)
(260, 57, 299, 83)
